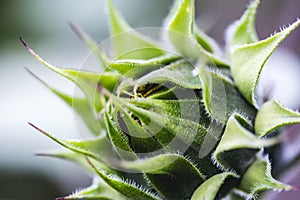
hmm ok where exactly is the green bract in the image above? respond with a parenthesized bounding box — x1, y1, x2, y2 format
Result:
(22, 0, 300, 199)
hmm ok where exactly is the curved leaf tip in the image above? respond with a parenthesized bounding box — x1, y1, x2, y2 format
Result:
(28, 122, 50, 137)
(191, 172, 238, 200)
(255, 100, 300, 137)
(239, 154, 293, 197)
(225, 0, 260, 53)
(19, 37, 37, 56)
(213, 114, 278, 172)
(106, 0, 164, 60)
(231, 19, 300, 107)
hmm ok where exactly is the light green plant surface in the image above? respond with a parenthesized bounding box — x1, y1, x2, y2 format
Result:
(22, 0, 300, 199)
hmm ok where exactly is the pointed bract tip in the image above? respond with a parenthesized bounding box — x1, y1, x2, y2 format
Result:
(35, 152, 50, 157)
(68, 21, 85, 40)
(25, 67, 38, 78)
(28, 122, 49, 137)
(68, 21, 76, 31)
(25, 67, 48, 87)
(28, 122, 38, 129)
(19, 36, 29, 49)
(19, 37, 37, 56)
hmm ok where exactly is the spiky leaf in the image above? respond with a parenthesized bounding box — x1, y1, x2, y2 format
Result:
(239, 155, 293, 198)
(191, 172, 238, 200)
(88, 159, 162, 200)
(106, 0, 164, 60)
(255, 100, 300, 137)
(29, 123, 115, 165)
(226, 0, 259, 53)
(134, 60, 202, 90)
(199, 68, 256, 124)
(231, 19, 300, 106)
(165, 0, 228, 65)
(120, 154, 205, 200)
(213, 114, 278, 173)
(58, 177, 129, 200)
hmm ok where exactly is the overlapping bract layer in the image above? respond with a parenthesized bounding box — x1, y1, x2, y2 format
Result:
(24, 0, 300, 199)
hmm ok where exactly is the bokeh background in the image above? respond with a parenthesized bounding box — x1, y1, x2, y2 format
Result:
(0, 0, 300, 199)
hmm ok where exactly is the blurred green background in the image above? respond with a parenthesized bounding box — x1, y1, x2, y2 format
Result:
(0, 0, 299, 199)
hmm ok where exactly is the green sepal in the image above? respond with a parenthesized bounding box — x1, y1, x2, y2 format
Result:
(165, 0, 194, 36)
(165, 0, 228, 66)
(145, 86, 178, 100)
(116, 105, 163, 153)
(213, 114, 278, 173)
(129, 98, 210, 126)
(199, 68, 256, 124)
(226, 0, 259, 54)
(58, 177, 131, 200)
(194, 25, 222, 55)
(231, 19, 300, 106)
(165, 0, 199, 59)
(120, 97, 212, 155)
(106, 0, 164, 60)
(120, 154, 205, 200)
(191, 172, 238, 200)
(120, 153, 204, 175)
(134, 60, 202, 90)
(105, 112, 161, 191)
(127, 97, 222, 175)
(88, 159, 162, 200)
(104, 112, 137, 161)
(109, 54, 180, 75)
(239, 154, 293, 198)
(255, 100, 300, 137)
